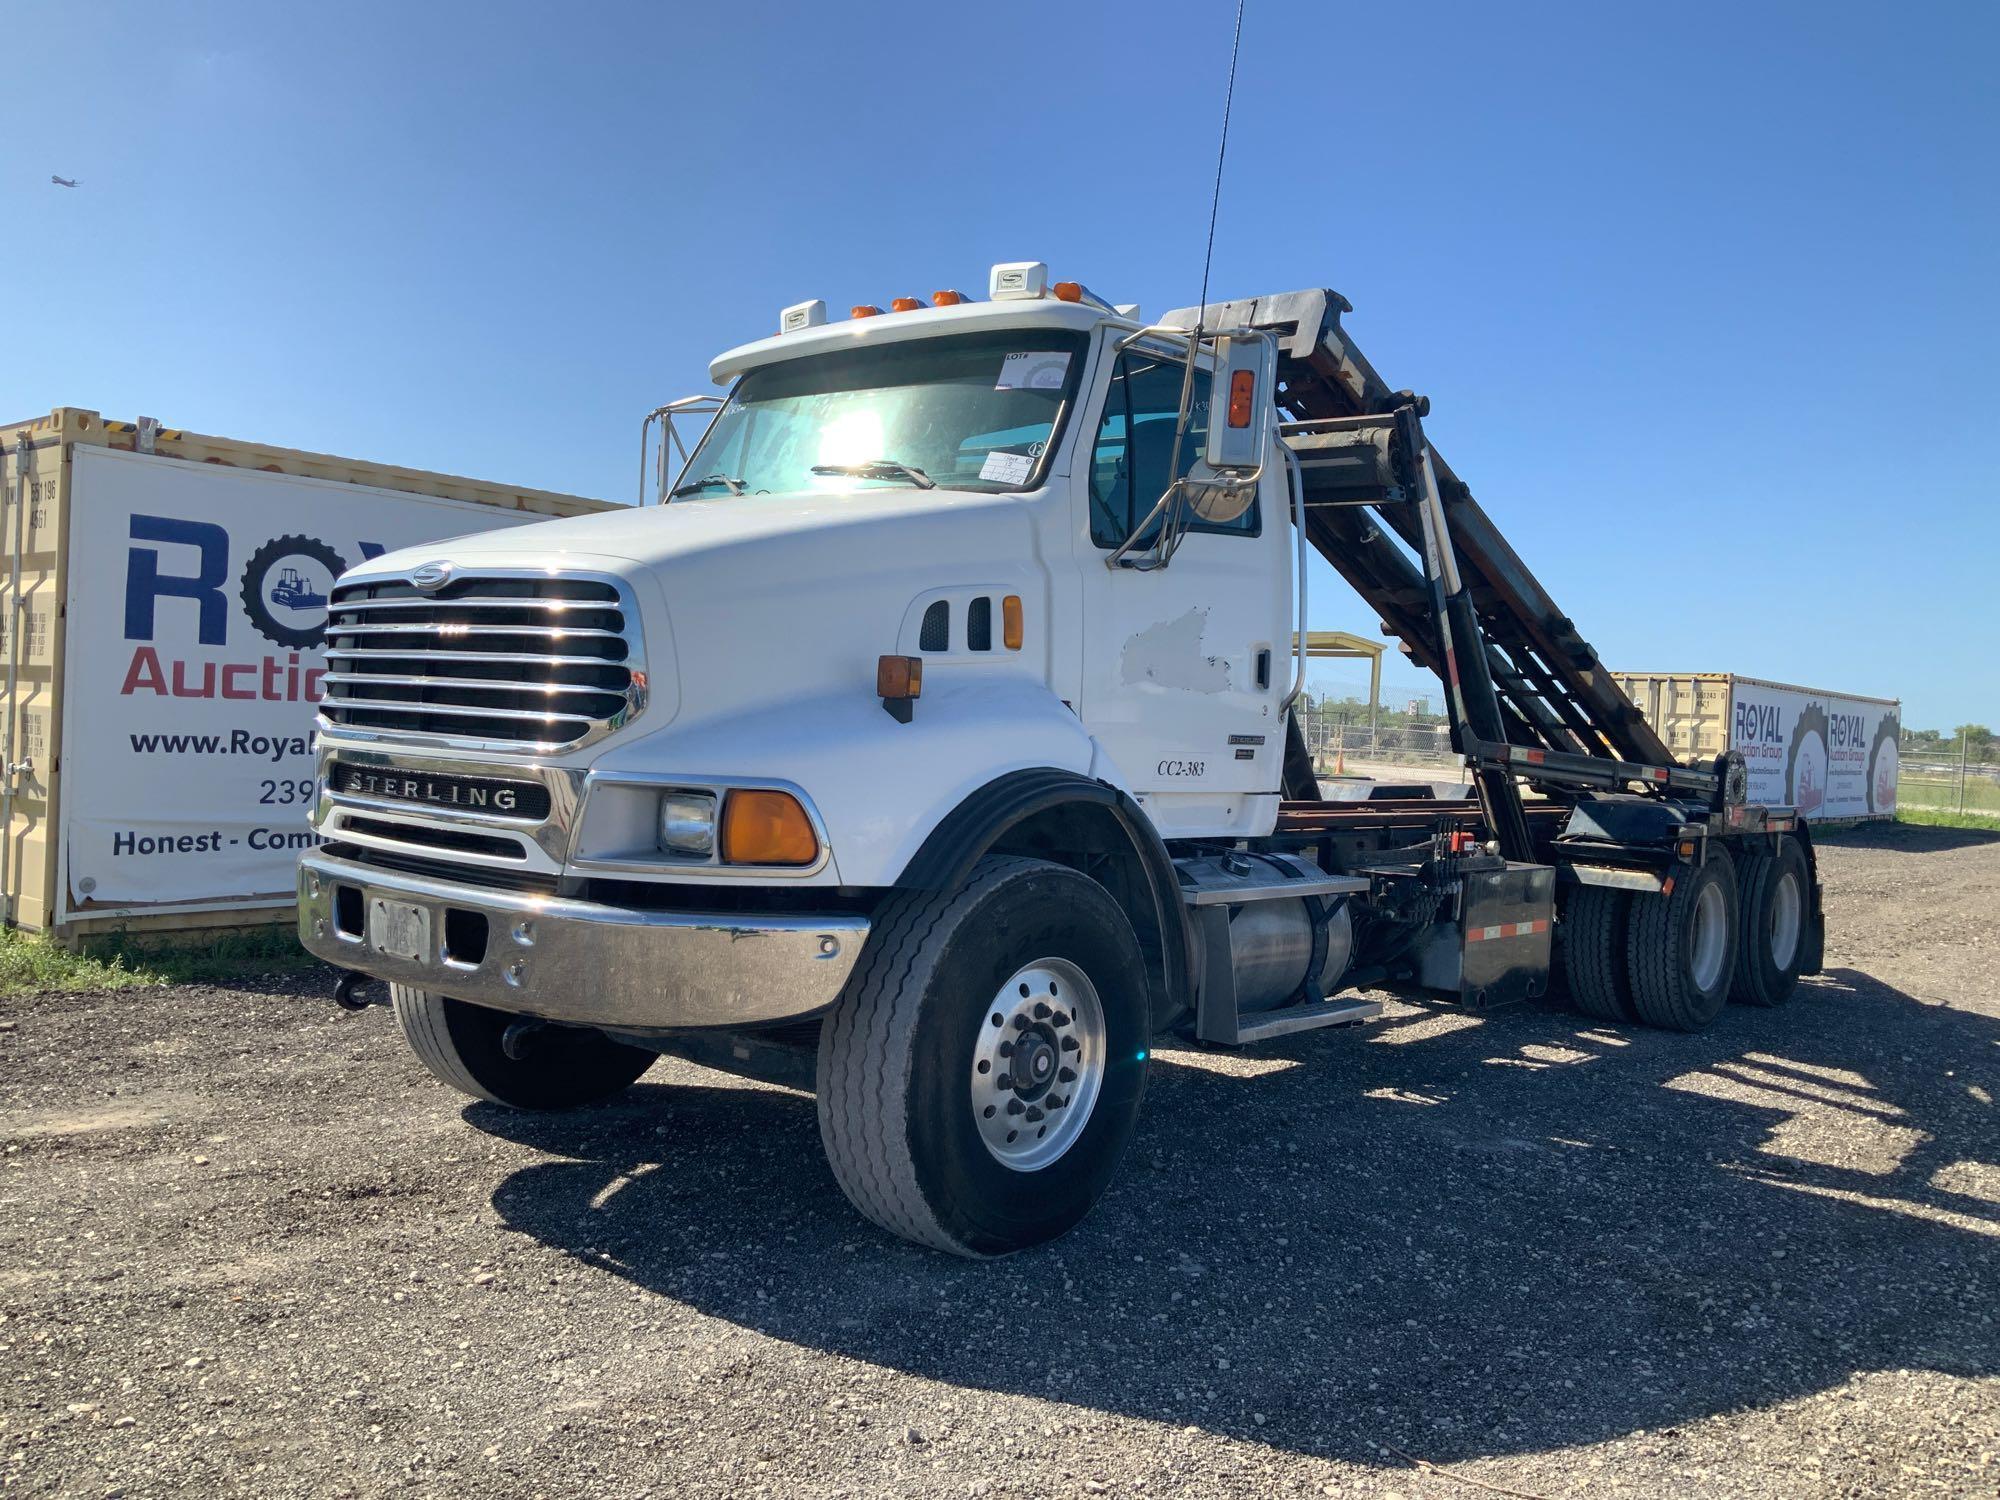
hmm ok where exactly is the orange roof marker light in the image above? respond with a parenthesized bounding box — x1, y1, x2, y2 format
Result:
(850, 304, 884, 319)
(1052, 279, 1114, 311)
(931, 289, 968, 306)
(889, 296, 925, 313)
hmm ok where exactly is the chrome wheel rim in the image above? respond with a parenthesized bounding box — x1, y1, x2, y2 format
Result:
(1691, 878, 1729, 992)
(971, 958, 1105, 1172)
(1768, 870, 1802, 969)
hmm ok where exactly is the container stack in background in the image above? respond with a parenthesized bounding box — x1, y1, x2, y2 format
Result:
(0, 408, 610, 945)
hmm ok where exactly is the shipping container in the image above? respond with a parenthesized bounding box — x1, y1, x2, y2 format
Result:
(1613, 671, 1900, 820)
(0, 407, 612, 944)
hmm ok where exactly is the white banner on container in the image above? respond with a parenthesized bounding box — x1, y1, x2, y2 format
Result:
(1728, 678, 1899, 820)
(60, 446, 554, 915)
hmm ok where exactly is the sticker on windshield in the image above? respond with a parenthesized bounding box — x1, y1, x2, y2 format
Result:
(979, 451, 1036, 486)
(996, 351, 1070, 391)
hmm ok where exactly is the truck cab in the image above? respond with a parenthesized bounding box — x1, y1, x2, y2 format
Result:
(299, 263, 1823, 1255)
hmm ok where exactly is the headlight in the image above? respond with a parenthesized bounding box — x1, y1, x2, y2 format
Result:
(657, 790, 717, 856)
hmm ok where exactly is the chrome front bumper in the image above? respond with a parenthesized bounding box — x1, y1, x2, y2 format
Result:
(298, 850, 868, 1031)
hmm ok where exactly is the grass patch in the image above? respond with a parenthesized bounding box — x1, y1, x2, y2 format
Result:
(1899, 770, 2000, 814)
(0, 924, 316, 997)
(1895, 806, 2000, 832)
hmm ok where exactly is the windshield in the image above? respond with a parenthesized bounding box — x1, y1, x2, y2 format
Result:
(675, 329, 1090, 499)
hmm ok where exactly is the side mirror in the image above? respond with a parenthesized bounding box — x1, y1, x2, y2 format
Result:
(1203, 332, 1276, 473)
(1184, 332, 1274, 524)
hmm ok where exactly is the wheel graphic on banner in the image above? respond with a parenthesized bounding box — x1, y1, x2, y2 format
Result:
(240, 534, 348, 648)
(1785, 703, 1829, 817)
(1867, 712, 1900, 814)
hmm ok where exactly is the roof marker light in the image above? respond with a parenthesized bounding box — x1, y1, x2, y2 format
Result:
(850, 304, 884, 319)
(931, 289, 968, 306)
(779, 299, 826, 334)
(890, 296, 924, 313)
(1051, 281, 1083, 303)
(989, 261, 1048, 300)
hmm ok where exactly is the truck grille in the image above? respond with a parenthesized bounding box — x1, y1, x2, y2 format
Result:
(319, 574, 641, 750)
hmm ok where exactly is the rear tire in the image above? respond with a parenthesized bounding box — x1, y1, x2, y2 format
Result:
(1730, 838, 1810, 1007)
(1560, 884, 1638, 1023)
(392, 986, 655, 1109)
(816, 856, 1150, 1257)
(1626, 849, 1738, 1032)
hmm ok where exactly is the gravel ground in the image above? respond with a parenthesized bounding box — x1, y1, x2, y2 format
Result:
(4, 822, 1997, 1498)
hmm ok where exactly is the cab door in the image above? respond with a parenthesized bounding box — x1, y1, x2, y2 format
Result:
(1075, 339, 1293, 839)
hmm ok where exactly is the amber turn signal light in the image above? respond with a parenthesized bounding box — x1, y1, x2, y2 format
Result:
(878, 653, 922, 724)
(720, 789, 819, 866)
(1002, 595, 1023, 651)
(1227, 368, 1256, 428)
(878, 655, 921, 694)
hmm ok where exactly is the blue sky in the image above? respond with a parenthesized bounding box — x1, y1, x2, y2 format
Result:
(4, 0, 1993, 727)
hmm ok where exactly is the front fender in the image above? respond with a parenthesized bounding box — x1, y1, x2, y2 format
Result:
(894, 767, 1193, 1032)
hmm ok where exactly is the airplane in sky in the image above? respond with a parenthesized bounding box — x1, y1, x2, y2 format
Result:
(50, 176, 78, 189)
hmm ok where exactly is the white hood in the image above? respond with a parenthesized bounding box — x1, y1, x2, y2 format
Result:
(341, 487, 1048, 736)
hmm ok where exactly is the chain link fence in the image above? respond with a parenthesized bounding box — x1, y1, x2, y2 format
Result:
(1295, 710, 1460, 774)
(1898, 749, 2000, 820)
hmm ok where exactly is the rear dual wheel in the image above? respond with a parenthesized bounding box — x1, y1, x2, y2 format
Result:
(1730, 838, 1810, 1008)
(1626, 849, 1739, 1032)
(1560, 851, 1741, 1033)
(1559, 883, 1637, 1024)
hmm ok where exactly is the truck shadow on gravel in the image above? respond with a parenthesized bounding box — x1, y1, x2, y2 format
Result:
(475, 970, 1999, 1465)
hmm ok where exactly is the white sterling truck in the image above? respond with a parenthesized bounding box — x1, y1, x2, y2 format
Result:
(299, 265, 1823, 1256)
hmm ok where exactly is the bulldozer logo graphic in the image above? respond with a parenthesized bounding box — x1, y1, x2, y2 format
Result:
(267, 565, 328, 611)
(239, 534, 349, 649)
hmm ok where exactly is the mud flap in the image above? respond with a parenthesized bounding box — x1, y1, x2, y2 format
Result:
(1802, 882, 1827, 976)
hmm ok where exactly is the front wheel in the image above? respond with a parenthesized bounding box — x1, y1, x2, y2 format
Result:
(816, 856, 1150, 1257)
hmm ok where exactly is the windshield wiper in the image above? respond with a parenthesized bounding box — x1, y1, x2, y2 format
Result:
(810, 459, 936, 490)
(667, 473, 746, 498)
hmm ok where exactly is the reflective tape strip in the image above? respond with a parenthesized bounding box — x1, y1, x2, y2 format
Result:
(1465, 919, 1550, 944)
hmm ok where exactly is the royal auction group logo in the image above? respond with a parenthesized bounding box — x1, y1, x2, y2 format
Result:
(238, 533, 351, 648)
(118, 513, 383, 701)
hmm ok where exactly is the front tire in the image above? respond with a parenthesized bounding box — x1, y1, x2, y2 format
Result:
(392, 986, 655, 1109)
(816, 856, 1150, 1257)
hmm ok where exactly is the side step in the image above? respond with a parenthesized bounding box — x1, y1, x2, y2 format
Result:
(1176, 852, 1379, 1046)
(1207, 994, 1384, 1046)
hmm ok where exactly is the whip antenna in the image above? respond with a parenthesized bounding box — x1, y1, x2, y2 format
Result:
(1194, 0, 1247, 336)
